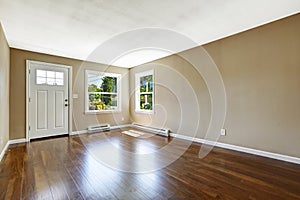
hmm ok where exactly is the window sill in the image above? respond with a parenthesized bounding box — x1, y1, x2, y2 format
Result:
(135, 110, 154, 114)
(85, 110, 122, 114)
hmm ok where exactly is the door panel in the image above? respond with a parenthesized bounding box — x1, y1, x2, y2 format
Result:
(55, 91, 64, 128)
(28, 61, 69, 139)
(37, 90, 48, 130)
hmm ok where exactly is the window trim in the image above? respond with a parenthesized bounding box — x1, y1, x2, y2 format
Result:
(135, 69, 154, 114)
(85, 70, 121, 113)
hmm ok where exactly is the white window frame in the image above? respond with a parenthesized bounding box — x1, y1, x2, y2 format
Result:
(135, 70, 154, 114)
(35, 69, 65, 86)
(85, 70, 121, 113)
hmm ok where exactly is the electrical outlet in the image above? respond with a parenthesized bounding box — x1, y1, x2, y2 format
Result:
(221, 129, 226, 136)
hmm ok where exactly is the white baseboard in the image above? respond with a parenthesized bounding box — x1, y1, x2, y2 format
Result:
(170, 133, 300, 165)
(71, 130, 88, 135)
(9, 138, 27, 145)
(71, 124, 131, 135)
(0, 138, 27, 162)
(110, 124, 131, 130)
(0, 141, 10, 162)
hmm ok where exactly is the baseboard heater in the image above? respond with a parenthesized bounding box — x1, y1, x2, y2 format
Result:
(88, 124, 110, 133)
(132, 123, 169, 137)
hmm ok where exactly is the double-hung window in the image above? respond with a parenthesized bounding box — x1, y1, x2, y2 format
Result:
(85, 70, 121, 113)
(135, 70, 154, 113)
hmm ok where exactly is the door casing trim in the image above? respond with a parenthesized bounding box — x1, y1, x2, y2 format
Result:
(26, 60, 73, 141)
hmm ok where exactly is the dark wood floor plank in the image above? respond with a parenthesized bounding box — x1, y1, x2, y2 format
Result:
(0, 128, 300, 200)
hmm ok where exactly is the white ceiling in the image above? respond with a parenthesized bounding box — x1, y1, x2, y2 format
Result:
(0, 0, 300, 68)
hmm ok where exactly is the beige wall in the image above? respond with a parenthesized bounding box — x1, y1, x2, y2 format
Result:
(129, 58, 211, 139)
(10, 49, 130, 140)
(0, 23, 10, 153)
(130, 13, 300, 157)
(204, 13, 300, 157)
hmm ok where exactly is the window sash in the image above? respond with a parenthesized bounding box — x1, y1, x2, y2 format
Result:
(85, 70, 121, 113)
(36, 69, 64, 86)
(135, 70, 154, 113)
(140, 92, 153, 95)
(88, 92, 118, 95)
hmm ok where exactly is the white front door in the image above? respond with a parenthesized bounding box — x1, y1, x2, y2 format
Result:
(28, 61, 69, 139)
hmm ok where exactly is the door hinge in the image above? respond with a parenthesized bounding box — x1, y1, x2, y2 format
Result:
(29, 69, 31, 74)
(29, 126, 30, 131)
(29, 97, 31, 102)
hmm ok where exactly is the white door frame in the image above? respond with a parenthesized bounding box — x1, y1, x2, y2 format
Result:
(26, 60, 73, 141)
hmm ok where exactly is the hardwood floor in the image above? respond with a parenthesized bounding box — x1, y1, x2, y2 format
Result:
(1, 128, 300, 200)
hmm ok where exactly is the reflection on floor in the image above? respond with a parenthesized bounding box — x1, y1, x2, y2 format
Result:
(122, 129, 154, 138)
